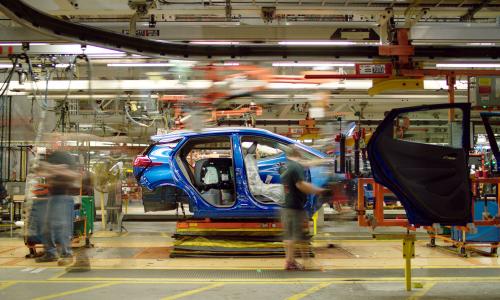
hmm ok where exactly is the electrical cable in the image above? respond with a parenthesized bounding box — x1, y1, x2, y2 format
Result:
(74, 53, 105, 115)
(56, 55, 76, 106)
(20, 52, 60, 112)
(0, 56, 18, 98)
(124, 101, 157, 128)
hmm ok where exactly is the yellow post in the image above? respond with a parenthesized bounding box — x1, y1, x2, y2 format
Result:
(402, 234, 416, 291)
(312, 211, 318, 236)
(374, 233, 415, 291)
(125, 197, 129, 215)
(99, 191, 106, 230)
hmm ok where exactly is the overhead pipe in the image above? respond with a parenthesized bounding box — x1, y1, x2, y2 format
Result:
(0, 1, 499, 59)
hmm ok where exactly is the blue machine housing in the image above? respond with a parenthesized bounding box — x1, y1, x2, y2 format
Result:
(452, 200, 500, 243)
(134, 128, 331, 219)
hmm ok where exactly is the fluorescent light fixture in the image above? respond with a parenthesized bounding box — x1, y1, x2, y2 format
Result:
(319, 81, 373, 89)
(190, 41, 240, 45)
(279, 41, 356, 46)
(48, 94, 157, 99)
(0, 64, 13, 68)
(268, 83, 319, 90)
(169, 60, 197, 66)
(466, 43, 496, 46)
(0, 43, 49, 46)
(214, 62, 240, 66)
(424, 79, 468, 90)
(85, 45, 123, 54)
(436, 63, 500, 68)
(90, 141, 116, 147)
(6, 79, 468, 92)
(87, 53, 128, 58)
(278, 40, 380, 46)
(272, 62, 355, 67)
(107, 63, 173, 67)
(8, 80, 213, 91)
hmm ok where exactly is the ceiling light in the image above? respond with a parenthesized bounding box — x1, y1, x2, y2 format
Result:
(424, 79, 468, 90)
(190, 41, 240, 45)
(466, 43, 496, 46)
(268, 83, 319, 89)
(0, 43, 49, 46)
(436, 63, 500, 68)
(214, 62, 240, 66)
(87, 53, 128, 58)
(0, 64, 13, 68)
(278, 41, 378, 46)
(272, 62, 355, 67)
(107, 63, 173, 67)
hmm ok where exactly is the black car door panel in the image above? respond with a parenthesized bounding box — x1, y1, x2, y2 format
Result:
(367, 103, 472, 226)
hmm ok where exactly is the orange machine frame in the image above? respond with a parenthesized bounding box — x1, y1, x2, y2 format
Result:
(357, 177, 500, 230)
(357, 178, 414, 230)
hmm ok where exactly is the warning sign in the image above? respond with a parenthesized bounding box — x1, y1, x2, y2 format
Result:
(356, 63, 392, 76)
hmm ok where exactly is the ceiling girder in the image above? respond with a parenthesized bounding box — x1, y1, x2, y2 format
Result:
(0, 1, 499, 60)
(459, 0, 492, 21)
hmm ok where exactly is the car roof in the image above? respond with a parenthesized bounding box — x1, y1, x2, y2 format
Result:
(152, 127, 289, 143)
(151, 127, 326, 158)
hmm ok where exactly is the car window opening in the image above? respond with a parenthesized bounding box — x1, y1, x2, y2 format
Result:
(240, 136, 318, 205)
(176, 136, 235, 207)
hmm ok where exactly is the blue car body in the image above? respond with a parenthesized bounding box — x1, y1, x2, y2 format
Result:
(134, 128, 331, 219)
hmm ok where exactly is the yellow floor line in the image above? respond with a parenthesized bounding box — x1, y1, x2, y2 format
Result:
(48, 270, 68, 280)
(286, 282, 332, 300)
(32, 282, 117, 300)
(3, 278, 500, 285)
(4, 264, 500, 271)
(161, 283, 225, 300)
(0, 281, 18, 290)
(46, 276, 500, 283)
(407, 282, 437, 300)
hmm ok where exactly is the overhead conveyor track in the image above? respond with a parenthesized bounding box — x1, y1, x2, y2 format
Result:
(0, 0, 499, 60)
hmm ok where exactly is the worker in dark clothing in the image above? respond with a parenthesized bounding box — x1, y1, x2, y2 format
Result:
(280, 149, 325, 271)
(35, 150, 80, 265)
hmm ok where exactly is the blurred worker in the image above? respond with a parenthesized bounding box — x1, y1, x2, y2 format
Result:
(280, 148, 325, 271)
(35, 150, 80, 265)
(0, 181, 7, 206)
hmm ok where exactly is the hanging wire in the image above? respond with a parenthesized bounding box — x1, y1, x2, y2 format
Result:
(0, 56, 18, 98)
(74, 54, 105, 114)
(124, 98, 157, 128)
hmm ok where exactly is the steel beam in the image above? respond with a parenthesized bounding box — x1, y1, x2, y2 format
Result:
(15, 5, 500, 19)
(460, 0, 491, 21)
(1, 21, 500, 43)
(410, 23, 500, 43)
(0, 1, 499, 59)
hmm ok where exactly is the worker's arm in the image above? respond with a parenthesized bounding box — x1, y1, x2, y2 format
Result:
(301, 158, 331, 167)
(49, 164, 80, 180)
(37, 162, 80, 180)
(296, 180, 326, 195)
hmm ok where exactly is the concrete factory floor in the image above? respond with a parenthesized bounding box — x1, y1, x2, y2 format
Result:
(1, 221, 500, 300)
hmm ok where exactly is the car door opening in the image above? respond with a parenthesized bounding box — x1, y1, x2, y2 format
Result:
(176, 136, 236, 207)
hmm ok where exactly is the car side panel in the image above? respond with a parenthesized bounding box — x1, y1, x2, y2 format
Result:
(256, 153, 286, 184)
(140, 145, 178, 190)
(138, 130, 328, 219)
